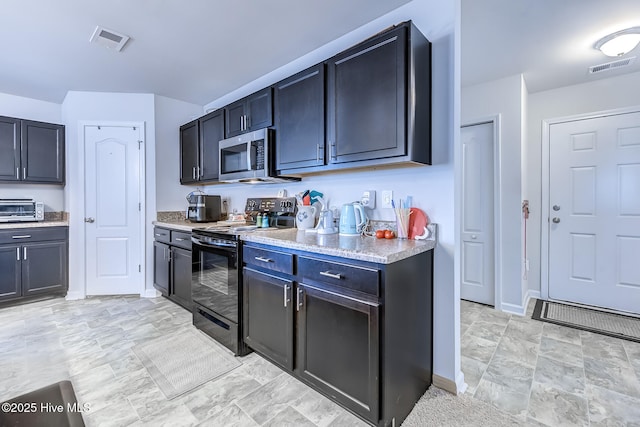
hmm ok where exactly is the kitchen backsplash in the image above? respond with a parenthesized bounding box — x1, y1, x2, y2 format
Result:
(157, 211, 186, 222)
(44, 211, 68, 221)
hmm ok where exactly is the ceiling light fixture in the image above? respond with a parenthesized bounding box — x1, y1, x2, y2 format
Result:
(595, 27, 640, 57)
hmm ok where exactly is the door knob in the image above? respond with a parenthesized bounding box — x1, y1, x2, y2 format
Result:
(552, 217, 560, 223)
(471, 235, 477, 239)
(553, 205, 561, 211)
(85, 217, 95, 223)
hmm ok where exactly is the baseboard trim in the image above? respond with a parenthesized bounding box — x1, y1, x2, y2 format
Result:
(65, 291, 85, 301)
(501, 301, 526, 316)
(142, 289, 161, 298)
(433, 373, 464, 395)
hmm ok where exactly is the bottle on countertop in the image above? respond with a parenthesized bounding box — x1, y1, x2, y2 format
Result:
(261, 213, 270, 228)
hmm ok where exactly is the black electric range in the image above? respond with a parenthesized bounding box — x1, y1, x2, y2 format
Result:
(190, 197, 296, 355)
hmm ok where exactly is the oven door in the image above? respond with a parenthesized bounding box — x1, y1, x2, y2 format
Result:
(191, 236, 239, 323)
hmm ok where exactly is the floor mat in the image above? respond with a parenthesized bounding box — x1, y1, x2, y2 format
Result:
(532, 299, 640, 343)
(133, 329, 242, 400)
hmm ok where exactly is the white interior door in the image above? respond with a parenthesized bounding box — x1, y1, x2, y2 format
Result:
(85, 125, 143, 295)
(461, 122, 495, 305)
(549, 111, 640, 314)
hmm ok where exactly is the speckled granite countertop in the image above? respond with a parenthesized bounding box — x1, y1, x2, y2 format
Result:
(0, 220, 69, 230)
(242, 228, 435, 264)
(154, 220, 437, 264)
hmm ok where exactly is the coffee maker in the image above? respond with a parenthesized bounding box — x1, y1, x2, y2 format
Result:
(186, 193, 222, 222)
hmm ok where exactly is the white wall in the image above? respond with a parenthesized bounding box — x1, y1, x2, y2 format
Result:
(194, 0, 461, 391)
(0, 92, 65, 211)
(62, 91, 157, 298)
(527, 70, 640, 298)
(462, 74, 527, 313)
(154, 95, 203, 211)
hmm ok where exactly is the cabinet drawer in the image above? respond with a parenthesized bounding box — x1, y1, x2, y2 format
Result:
(243, 245, 293, 275)
(298, 256, 380, 297)
(153, 227, 170, 244)
(171, 231, 192, 250)
(0, 227, 68, 245)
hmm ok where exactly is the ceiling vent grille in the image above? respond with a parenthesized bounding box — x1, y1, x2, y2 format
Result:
(90, 26, 130, 52)
(589, 57, 636, 74)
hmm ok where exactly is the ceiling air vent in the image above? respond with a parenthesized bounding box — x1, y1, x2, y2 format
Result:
(589, 57, 636, 74)
(90, 26, 130, 52)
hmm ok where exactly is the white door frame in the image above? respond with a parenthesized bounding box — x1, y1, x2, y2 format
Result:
(541, 105, 640, 301)
(461, 114, 502, 309)
(73, 121, 146, 298)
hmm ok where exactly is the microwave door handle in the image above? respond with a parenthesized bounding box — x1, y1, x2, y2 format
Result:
(247, 141, 252, 171)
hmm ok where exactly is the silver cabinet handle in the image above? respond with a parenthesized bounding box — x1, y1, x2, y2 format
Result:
(16, 247, 20, 261)
(23, 247, 27, 260)
(154, 233, 163, 237)
(245, 114, 250, 130)
(254, 256, 273, 263)
(297, 288, 303, 311)
(552, 217, 561, 224)
(12, 235, 31, 239)
(175, 238, 186, 241)
(23, 168, 26, 180)
(192, 167, 196, 180)
(16, 168, 19, 180)
(84, 218, 95, 223)
(197, 166, 201, 178)
(283, 284, 290, 307)
(319, 271, 342, 280)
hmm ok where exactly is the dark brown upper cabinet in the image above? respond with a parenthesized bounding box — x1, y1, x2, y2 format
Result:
(179, 109, 225, 185)
(274, 64, 326, 172)
(326, 21, 431, 169)
(225, 87, 273, 138)
(0, 116, 65, 184)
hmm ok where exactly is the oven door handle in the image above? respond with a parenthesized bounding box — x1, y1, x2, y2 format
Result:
(191, 236, 237, 248)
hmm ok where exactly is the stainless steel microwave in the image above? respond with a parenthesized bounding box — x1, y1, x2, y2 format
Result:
(218, 128, 299, 184)
(0, 199, 44, 222)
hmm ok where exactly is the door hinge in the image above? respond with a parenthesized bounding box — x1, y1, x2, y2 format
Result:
(138, 140, 143, 149)
(138, 264, 141, 273)
(138, 202, 141, 211)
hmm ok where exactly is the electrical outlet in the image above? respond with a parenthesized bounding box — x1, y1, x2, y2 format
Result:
(381, 190, 393, 208)
(361, 190, 376, 209)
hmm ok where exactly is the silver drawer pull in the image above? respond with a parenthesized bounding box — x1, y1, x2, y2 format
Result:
(255, 256, 273, 263)
(12, 235, 31, 239)
(154, 233, 164, 237)
(319, 271, 343, 280)
(175, 238, 186, 241)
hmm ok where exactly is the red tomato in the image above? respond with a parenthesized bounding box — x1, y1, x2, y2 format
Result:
(375, 229, 385, 239)
(384, 230, 395, 239)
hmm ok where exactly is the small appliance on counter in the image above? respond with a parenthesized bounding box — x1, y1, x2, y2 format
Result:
(0, 199, 44, 222)
(339, 202, 368, 236)
(186, 192, 223, 222)
(244, 197, 297, 228)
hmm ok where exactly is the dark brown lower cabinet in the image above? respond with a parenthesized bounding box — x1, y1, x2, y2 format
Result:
(242, 242, 433, 427)
(296, 283, 379, 421)
(243, 267, 294, 370)
(0, 227, 68, 305)
(152, 227, 192, 311)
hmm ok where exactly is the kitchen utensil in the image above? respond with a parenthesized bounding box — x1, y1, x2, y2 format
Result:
(408, 207, 429, 239)
(339, 202, 367, 236)
(296, 205, 317, 230)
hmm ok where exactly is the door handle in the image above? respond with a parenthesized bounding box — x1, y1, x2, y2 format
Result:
(16, 247, 20, 261)
(471, 235, 477, 239)
(283, 284, 290, 307)
(553, 205, 561, 211)
(85, 217, 95, 223)
(23, 247, 27, 260)
(297, 288, 304, 311)
(552, 217, 560, 223)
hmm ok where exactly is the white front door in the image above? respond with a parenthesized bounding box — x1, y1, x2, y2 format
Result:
(461, 122, 495, 305)
(84, 125, 143, 295)
(549, 111, 640, 314)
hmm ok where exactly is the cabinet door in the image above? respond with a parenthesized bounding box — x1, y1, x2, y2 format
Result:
(274, 64, 325, 171)
(21, 120, 65, 184)
(21, 241, 67, 296)
(0, 117, 20, 182)
(0, 245, 21, 301)
(180, 120, 199, 184)
(246, 88, 272, 131)
(243, 267, 294, 370)
(296, 283, 380, 423)
(153, 241, 170, 295)
(198, 110, 224, 182)
(225, 100, 246, 138)
(171, 247, 192, 310)
(327, 26, 406, 164)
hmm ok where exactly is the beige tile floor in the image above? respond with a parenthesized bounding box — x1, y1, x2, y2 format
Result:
(461, 299, 640, 426)
(2, 295, 639, 426)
